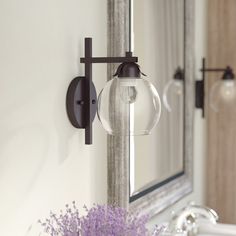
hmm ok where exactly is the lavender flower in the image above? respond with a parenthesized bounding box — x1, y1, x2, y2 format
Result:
(39, 202, 163, 236)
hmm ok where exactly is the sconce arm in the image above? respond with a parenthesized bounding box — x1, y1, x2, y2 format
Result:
(200, 68, 226, 72)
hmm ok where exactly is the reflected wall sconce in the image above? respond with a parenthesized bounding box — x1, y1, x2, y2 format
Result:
(195, 58, 235, 117)
(66, 38, 161, 144)
(163, 67, 184, 112)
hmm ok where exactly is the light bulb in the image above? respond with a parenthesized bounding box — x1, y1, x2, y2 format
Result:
(210, 80, 236, 112)
(220, 80, 235, 100)
(163, 79, 184, 112)
(119, 79, 138, 104)
(173, 80, 183, 95)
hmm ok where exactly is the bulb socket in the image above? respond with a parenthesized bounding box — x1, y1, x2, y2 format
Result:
(174, 67, 184, 81)
(222, 67, 235, 80)
(114, 62, 143, 78)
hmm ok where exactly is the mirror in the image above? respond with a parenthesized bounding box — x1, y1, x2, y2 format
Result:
(130, 0, 185, 201)
(107, 0, 194, 216)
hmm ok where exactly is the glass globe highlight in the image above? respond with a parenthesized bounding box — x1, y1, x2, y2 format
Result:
(210, 79, 236, 112)
(97, 77, 161, 136)
(163, 79, 184, 112)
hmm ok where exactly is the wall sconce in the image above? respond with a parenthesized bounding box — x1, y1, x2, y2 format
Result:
(66, 38, 161, 144)
(195, 58, 235, 117)
(163, 67, 184, 112)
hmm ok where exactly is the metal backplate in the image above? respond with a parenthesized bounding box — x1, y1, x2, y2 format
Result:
(195, 80, 204, 108)
(195, 80, 204, 117)
(66, 76, 97, 128)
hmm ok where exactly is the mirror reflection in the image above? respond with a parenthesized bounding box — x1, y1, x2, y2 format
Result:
(130, 0, 185, 200)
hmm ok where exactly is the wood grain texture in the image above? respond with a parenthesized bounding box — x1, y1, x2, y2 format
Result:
(107, 0, 195, 217)
(206, 0, 236, 224)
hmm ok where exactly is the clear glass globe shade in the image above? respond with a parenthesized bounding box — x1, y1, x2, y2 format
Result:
(97, 77, 161, 135)
(210, 80, 236, 112)
(163, 79, 184, 112)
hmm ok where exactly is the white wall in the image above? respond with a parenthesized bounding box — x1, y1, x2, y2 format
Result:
(0, 0, 107, 235)
(148, 0, 208, 225)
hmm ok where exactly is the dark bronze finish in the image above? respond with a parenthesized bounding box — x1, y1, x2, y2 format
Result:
(174, 67, 185, 80)
(66, 77, 97, 130)
(80, 56, 138, 64)
(114, 62, 143, 78)
(66, 38, 139, 144)
(196, 58, 235, 117)
(195, 80, 205, 117)
(222, 67, 235, 80)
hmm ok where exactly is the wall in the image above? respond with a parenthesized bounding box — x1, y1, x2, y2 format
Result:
(0, 0, 107, 235)
(0, 0, 207, 234)
(148, 0, 207, 225)
(206, 0, 236, 224)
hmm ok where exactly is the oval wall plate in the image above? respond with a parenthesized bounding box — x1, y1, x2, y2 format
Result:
(66, 76, 97, 128)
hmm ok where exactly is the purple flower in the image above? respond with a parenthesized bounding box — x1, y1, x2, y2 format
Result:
(39, 203, 163, 236)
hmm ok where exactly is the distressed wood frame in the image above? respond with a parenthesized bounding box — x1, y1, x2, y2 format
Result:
(107, 0, 195, 217)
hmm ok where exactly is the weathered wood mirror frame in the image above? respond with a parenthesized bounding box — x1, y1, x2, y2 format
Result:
(107, 0, 194, 217)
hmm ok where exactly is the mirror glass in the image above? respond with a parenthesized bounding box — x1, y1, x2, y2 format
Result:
(130, 0, 185, 201)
